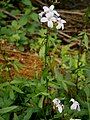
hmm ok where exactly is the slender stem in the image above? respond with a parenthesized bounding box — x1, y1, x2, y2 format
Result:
(45, 38, 48, 68)
(44, 34, 48, 93)
(76, 39, 82, 94)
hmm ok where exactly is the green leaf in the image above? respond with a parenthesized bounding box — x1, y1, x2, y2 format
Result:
(10, 89, 15, 100)
(19, 15, 28, 26)
(0, 116, 4, 120)
(0, 82, 9, 88)
(64, 80, 76, 86)
(22, 0, 32, 6)
(10, 80, 24, 84)
(13, 113, 19, 120)
(35, 92, 49, 97)
(48, 82, 60, 89)
(1, 27, 11, 35)
(23, 108, 33, 120)
(0, 106, 18, 114)
(84, 85, 90, 98)
(54, 68, 63, 81)
(62, 82, 68, 92)
(13, 60, 23, 71)
(39, 28, 47, 37)
(30, 13, 39, 22)
(38, 96, 44, 108)
(83, 33, 88, 49)
(11, 86, 24, 94)
(39, 45, 45, 58)
(12, 20, 20, 29)
(0, 12, 6, 18)
(18, 46, 24, 51)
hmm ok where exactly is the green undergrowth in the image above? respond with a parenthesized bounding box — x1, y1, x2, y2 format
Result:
(0, 0, 90, 120)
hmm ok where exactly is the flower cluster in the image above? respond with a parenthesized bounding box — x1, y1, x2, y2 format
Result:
(52, 98, 80, 113)
(52, 98, 64, 113)
(39, 5, 66, 30)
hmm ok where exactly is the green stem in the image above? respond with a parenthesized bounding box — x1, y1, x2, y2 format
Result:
(45, 35, 48, 93)
(76, 39, 83, 94)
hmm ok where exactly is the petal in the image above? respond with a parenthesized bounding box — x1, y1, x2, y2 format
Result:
(52, 98, 61, 105)
(70, 98, 75, 103)
(71, 103, 78, 110)
(50, 5, 54, 10)
(43, 6, 50, 12)
(61, 24, 64, 30)
(41, 17, 48, 22)
(53, 10, 60, 16)
(56, 104, 63, 113)
(46, 12, 54, 18)
(48, 20, 53, 28)
(51, 17, 57, 22)
(57, 17, 61, 21)
(61, 19, 66, 23)
(39, 12, 44, 17)
(56, 23, 61, 29)
(77, 105, 80, 111)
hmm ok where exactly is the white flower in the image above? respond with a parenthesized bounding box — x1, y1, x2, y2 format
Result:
(56, 18, 66, 30)
(39, 5, 66, 29)
(40, 12, 57, 28)
(39, 12, 45, 17)
(56, 103, 64, 113)
(52, 98, 64, 113)
(43, 5, 60, 16)
(70, 98, 80, 111)
(52, 98, 61, 106)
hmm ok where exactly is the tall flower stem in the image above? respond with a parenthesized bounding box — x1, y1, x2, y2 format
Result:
(44, 34, 48, 93)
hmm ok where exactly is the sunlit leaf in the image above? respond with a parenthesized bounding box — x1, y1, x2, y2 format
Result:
(0, 106, 18, 114)
(38, 96, 44, 108)
(11, 86, 24, 94)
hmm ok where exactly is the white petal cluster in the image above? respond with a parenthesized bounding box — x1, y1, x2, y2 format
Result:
(52, 98, 81, 114)
(52, 98, 64, 113)
(39, 5, 66, 30)
(70, 98, 80, 111)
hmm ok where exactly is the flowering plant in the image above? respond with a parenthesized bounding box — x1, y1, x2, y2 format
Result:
(39, 5, 66, 30)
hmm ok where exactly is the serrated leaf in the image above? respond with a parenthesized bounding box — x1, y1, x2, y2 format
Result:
(19, 15, 28, 26)
(0, 106, 18, 114)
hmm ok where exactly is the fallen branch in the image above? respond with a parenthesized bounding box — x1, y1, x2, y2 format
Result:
(0, 9, 18, 20)
(58, 31, 71, 39)
(58, 10, 85, 16)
